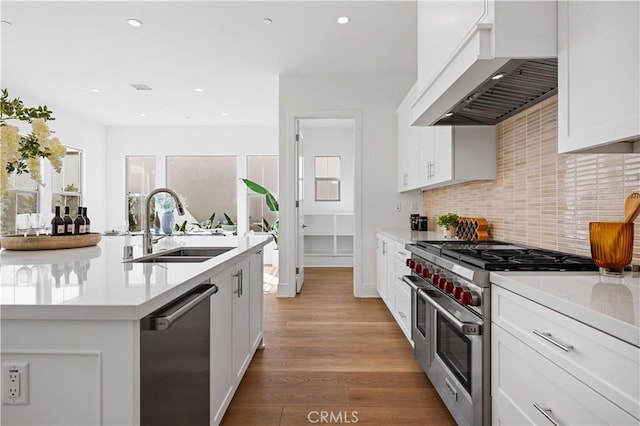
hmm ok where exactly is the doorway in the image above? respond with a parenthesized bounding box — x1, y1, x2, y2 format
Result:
(294, 117, 357, 294)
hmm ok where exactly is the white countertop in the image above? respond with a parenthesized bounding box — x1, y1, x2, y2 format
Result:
(491, 271, 640, 348)
(0, 234, 272, 321)
(377, 229, 442, 244)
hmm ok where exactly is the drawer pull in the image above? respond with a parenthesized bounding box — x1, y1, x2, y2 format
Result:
(533, 402, 561, 426)
(533, 330, 573, 352)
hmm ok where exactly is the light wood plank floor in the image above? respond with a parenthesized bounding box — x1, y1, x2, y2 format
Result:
(221, 267, 456, 426)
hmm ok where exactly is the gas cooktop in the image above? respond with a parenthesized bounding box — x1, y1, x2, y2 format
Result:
(415, 240, 598, 272)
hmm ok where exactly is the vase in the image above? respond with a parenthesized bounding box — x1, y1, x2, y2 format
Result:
(161, 210, 175, 235)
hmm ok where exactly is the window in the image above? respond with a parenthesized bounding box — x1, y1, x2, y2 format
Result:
(315, 156, 340, 201)
(247, 155, 278, 232)
(0, 171, 38, 235)
(166, 156, 237, 227)
(51, 148, 83, 215)
(126, 156, 155, 232)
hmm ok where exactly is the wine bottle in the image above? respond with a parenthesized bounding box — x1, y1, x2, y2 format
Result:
(83, 207, 91, 234)
(51, 206, 65, 236)
(63, 206, 73, 235)
(74, 207, 85, 234)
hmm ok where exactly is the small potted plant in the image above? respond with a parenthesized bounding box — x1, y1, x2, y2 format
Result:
(437, 213, 459, 238)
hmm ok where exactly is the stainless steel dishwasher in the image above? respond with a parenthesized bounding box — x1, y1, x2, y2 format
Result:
(140, 283, 218, 426)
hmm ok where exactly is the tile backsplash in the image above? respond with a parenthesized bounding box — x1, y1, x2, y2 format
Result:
(422, 96, 640, 265)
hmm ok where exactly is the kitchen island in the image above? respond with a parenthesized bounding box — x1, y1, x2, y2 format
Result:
(0, 234, 272, 426)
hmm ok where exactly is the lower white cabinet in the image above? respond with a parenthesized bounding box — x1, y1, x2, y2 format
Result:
(211, 251, 264, 425)
(376, 233, 412, 346)
(492, 285, 639, 425)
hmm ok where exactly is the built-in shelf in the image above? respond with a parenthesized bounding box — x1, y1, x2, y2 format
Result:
(303, 213, 354, 267)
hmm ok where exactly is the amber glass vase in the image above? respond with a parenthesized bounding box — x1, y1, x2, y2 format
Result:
(589, 222, 634, 276)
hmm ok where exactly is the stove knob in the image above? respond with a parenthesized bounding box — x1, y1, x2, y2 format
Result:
(431, 273, 440, 285)
(421, 268, 430, 279)
(460, 291, 480, 306)
(444, 281, 455, 294)
(415, 264, 423, 274)
(409, 260, 416, 269)
(437, 277, 447, 289)
(453, 286, 464, 299)
(405, 258, 411, 267)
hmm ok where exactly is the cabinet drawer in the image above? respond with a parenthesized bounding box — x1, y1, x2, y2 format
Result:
(492, 285, 640, 419)
(492, 325, 638, 426)
(393, 278, 412, 344)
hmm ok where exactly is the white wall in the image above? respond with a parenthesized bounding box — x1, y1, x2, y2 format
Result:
(278, 74, 421, 298)
(300, 122, 354, 215)
(9, 93, 108, 231)
(104, 126, 278, 251)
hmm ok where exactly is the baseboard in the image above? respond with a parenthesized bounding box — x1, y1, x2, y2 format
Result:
(276, 281, 295, 298)
(355, 281, 380, 298)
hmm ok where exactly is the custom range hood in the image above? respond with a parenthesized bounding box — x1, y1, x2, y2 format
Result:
(415, 58, 558, 126)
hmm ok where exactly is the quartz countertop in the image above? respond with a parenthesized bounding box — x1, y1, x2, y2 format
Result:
(376, 229, 442, 244)
(491, 271, 640, 348)
(0, 234, 272, 321)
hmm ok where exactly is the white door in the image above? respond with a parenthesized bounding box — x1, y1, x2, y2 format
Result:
(295, 120, 305, 293)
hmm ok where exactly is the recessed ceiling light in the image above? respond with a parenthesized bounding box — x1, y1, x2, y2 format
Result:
(127, 18, 143, 27)
(492, 73, 505, 80)
(195, 88, 204, 93)
(140, 113, 147, 117)
(90, 88, 101, 93)
(221, 113, 229, 117)
(337, 16, 350, 24)
(444, 112, 453, 117)
(263, 18, 273, 24)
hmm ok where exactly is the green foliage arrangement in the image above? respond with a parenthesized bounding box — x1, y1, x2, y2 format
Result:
(437, 213, 459, 230)
(240, 178, 279, 247)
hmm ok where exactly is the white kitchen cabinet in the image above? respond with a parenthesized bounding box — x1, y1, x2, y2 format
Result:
(211, 265, 235, 426)
(249, 250, 264, 352)
(392, 241, 412, 344)
(418, 125, 496, 189)
(376, 233, 393, 310)
(558, 1, 640, 153)
(304, 214, 354, 267)
(397, 82, 421, 192)
(376, 234, 413, 346)
(492, 285, 640, 424)
(412, 0, 557, 126)
(211, 252, 264, 426)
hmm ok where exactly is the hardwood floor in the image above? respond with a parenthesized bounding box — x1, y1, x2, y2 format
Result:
(221, 267, 456, 426)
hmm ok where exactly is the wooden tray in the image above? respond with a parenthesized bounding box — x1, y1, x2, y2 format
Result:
(0, 233, 102, 251)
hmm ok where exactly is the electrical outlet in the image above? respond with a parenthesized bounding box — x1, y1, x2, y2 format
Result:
(2, 362, 29, 405)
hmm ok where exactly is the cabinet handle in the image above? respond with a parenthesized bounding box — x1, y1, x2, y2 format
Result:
(398, 311, 406, 319)
(233, 271, 241, 297)
(240, 269, 244, 296)
(382, 241, 387, 254)
(533, 330, 573, 352)
(533, 403, 561, 426)
(431, 162, 435, 178)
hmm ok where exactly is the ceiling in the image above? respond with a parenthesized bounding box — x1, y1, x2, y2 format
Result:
(1, 1, 417, 127)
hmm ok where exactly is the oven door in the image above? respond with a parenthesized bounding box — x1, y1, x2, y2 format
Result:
(419, 289, 487, 426)
(403, 275, 430, 374)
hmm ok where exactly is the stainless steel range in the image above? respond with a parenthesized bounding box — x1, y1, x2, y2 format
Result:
(403, 240, 598, 426)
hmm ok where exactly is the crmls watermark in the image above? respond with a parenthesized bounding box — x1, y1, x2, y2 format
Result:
(307, 411, 359, 424)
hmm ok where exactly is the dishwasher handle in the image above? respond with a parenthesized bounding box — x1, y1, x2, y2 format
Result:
(144, 284, 218, 331)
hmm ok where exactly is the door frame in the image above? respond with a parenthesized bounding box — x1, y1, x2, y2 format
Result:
(280, 110, 362, 297)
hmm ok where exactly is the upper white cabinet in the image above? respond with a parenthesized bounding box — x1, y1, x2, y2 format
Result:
(558, 1, 640, 153)
(416, 125, 496, 190)
(412, 0, 557, 126)
(397, 83, 421, 192)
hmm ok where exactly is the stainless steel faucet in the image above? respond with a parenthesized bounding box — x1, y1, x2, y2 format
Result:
(143, 188, 185, 254)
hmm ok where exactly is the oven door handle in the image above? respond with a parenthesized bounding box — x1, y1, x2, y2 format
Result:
(402, 275, 419, 291)
(419, 290, 482, 336)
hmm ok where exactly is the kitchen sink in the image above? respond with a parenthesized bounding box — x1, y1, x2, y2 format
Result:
(125, 247, 234, 263)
